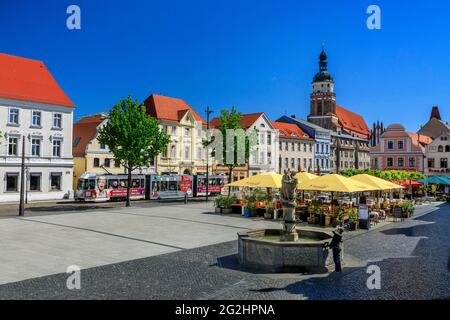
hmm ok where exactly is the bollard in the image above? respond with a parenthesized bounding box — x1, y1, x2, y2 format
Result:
(184, 193, 188, 204)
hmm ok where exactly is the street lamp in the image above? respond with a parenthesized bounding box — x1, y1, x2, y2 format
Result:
(205, 106, 213, 202)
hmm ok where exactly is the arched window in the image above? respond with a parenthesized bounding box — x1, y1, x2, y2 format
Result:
(446, 145, 450, 152)
(438, 145, 444, 152)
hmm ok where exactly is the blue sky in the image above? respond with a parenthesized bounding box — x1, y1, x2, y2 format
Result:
(1, 0, 449, 131)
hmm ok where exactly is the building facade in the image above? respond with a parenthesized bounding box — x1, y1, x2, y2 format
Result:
(143, 94, 207, 175)
(277, 115, 331, 174)
(211, 112, 279, 179)
(424, 132, 450, 176)
(370, 124, 432, 172)
(417, 106, 450, 140)
(272, 121, 314, 173)
(307, 49, 371, 173)
(72, 114, 140, 190)
(0, 53, 75, 202)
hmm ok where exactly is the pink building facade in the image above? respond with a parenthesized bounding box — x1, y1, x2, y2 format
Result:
(370, 124, 432, 172)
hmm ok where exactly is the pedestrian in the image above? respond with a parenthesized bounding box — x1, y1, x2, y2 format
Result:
(325, 226, 344, 272)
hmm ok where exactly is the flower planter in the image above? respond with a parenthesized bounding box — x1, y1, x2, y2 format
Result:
(215, 207, 222, 213)
(325, 215, 332, 227)
(264, 212, 272, 220)
(222, 208, 232, 214)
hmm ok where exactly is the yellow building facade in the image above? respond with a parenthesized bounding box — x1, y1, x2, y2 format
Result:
(72, 114, 126, 190)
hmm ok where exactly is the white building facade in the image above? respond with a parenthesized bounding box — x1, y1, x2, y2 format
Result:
(0, 54, 75, 202)
(425, 132, 450, 176)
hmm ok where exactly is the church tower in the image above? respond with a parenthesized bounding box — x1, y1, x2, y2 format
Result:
(308, 49, 339, 130)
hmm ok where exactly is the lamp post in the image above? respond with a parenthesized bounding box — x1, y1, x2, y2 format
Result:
(19, 135, 25, 216)
(25, 166, 29, 204)
(205, 106, 213, 202)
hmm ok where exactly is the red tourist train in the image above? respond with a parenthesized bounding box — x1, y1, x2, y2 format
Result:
(75, 173, 228, 202)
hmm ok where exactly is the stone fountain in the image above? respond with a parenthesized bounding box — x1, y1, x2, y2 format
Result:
(237, 169, 343, 273)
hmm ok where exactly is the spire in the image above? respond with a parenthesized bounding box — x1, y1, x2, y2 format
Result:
(430, 106, 442, 120)
(319, 48, 327, 72)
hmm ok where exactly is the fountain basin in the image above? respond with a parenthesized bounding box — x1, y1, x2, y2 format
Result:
(237, 228, 343, 273)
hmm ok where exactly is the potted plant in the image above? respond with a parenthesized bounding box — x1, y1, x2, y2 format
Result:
(307, 200, 321, 224)
(214, 196, 224, 213)
(332, 207, 344, 227)
(264, 202, 274, 220)
(347, 207, 358, 231)
(222, 196, 238, 214)
(400, 200, 414, 218)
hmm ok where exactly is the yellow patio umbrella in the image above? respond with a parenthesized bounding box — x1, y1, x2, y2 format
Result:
(296, 174, 373, 192)
(225, 172, 282, 188)
(349, 174, 403, 191)
(295, 172, 318, 187)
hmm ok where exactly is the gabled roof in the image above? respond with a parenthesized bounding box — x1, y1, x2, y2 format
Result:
(335, 105, 370, 137)
(272, 121, 313, 141)
(210, 112, 264, 129)
(72, 114, 108, 157)
(143, 94, 206, 124)
(0, 53, 74, 107)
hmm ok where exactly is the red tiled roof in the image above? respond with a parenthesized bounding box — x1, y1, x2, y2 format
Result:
(210, 112, 263, 129)
(272, 121, 313, 140)
(72, 114, 107, 157)
(0, 53, 74, 107)
(408, 132, 432, 146)
(336, 105, 369, 137)
(143, 94, 206, 124)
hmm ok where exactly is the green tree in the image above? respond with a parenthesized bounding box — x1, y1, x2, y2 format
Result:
(98, 96, 170, 207)
(204, 106, 257, 196)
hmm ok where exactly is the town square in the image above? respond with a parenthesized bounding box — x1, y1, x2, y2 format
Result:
(0, 0, 449, 309)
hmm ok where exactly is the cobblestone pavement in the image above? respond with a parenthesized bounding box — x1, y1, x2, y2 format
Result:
(0, 203, 448, 300)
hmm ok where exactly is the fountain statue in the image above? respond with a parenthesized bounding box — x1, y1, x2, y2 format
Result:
(280, 169, 299, 241)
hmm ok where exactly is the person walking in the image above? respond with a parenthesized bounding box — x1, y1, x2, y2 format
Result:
(325, 226, 344, 272)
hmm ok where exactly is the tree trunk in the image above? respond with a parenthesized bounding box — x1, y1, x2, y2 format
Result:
(126, 166, 132, 207)
(228, 166, 233, 197)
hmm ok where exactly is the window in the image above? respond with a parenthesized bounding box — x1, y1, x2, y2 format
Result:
(440, 158, 448, 169)
(284, 158, 288, 168)
(309, 159, 312, 169)
(8, 137, 18, 156)
(446, 146, 450, 152)
(31, 139, 41, 156)
(162, 147, 168, 158)
(171, 146, 177, 158)
(53, 113, 62, 128)
(114, 160, 121, 168)
(260, 133, 265, 144)
(171, 126, 177, 135)
(184, 146, 190, 159)
(29, 173, 41, 191)
(398, 157, 404, 167)
(398, 140, 404, 149)
(31, 111, 41, 127)
(6, 173, 19, 192)
(100, 143, 106, 149)
(321, 158, 324, 168)
(428, 158, 435, 168)
(50, 173, 62, 191)
(184, 127, 190, 137)
(387, 157, 393, 167)
(267, 152, 272, 165)
(409, 157, 416, 167)
(438, 145, 444, 152)
(285, 142, 288, 151)
(9, 108, 19, 124)
(309, 144, 313, 152)
(267, 133, 271, 145)
(93, 158, 100, 167)
(291, 158, 295, 168)
(104, 158, 111, 168)
(387, 141, 394, 149)
(52, 140, 61, 157)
